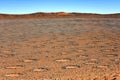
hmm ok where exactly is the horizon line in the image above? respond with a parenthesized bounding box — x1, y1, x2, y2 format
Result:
(0, 11, 120, 15)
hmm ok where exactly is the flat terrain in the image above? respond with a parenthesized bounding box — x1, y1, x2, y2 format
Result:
(0, 18, 120, 80)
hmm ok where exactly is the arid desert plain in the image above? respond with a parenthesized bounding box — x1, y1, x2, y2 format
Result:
(0, 16, 120, 80)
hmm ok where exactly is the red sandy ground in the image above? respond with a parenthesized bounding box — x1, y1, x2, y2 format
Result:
(0, 14, 120, 80)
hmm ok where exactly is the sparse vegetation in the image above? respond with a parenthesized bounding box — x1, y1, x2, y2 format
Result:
(0, 18, 120, 80)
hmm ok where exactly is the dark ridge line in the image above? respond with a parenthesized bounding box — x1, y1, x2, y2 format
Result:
(0, 12, 120, 19)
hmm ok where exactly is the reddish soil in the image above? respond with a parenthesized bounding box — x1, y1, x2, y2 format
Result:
(0, 17, 120, 80)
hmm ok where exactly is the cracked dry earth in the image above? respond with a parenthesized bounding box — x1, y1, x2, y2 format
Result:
(0, 18, 120, 80)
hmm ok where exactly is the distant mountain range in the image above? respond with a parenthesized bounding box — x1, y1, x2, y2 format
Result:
(0, 12, 120, 19)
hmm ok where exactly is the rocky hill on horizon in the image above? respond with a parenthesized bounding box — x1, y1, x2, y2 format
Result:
(0, 12, 120, 19)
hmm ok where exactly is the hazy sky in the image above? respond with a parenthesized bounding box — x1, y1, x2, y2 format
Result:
(0, 0, 119, 14)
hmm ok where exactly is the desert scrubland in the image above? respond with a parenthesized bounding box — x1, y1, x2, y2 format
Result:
(0, 18, 120, 80)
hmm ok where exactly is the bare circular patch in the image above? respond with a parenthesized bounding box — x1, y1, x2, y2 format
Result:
(33, 68, 49, 72)
(106, 54, 118, 57)
(78, 49, 85, 53)
(55, 58, 71, 62)
(85, 62, 96, 65)
(102, 49, 116, 52)
(5, 65, 24, 69)
(97, 65, 108, 69)
(90, 58, 97, 61)
(61, 52, 68, 55)
(62, 65, 80, 69)
(5, 73, 23, 77)
(2, 50, 11, 53)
